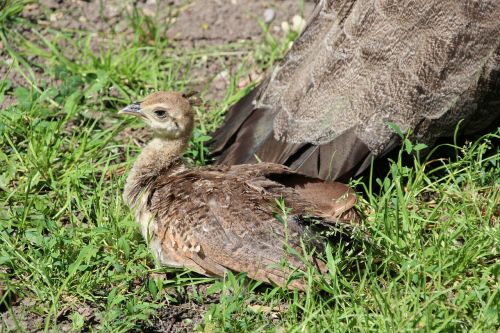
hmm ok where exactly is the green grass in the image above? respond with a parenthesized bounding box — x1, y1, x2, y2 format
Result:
(1, 1, 499, 332)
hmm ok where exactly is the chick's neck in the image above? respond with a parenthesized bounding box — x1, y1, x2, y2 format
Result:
(123, 136, 189, 205)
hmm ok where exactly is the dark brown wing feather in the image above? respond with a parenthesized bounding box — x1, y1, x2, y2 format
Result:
(149, 163, 357, 289)
(210, 100, 373, 181)
(211, 82, 267, 154)
(211, 0, 500, 181)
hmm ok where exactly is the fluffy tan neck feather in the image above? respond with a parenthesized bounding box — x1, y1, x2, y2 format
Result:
(123, 137, 187, 206)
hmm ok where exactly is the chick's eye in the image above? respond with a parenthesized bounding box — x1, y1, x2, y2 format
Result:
(154, 109, 167, 118)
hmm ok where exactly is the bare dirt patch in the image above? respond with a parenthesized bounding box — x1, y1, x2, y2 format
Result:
(1, 0, 314, 106)
(168, 0, 312, 45)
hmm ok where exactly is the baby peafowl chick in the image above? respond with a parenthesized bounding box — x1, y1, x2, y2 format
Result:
(120, 91, 360, 289)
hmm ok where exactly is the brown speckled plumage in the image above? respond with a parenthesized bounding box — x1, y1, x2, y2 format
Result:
(121, 92, 359, 289)
(211, 0, 500, 180)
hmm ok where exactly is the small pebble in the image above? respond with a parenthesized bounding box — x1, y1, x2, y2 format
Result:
(263, 8, 275, 24)
(281, 21, 290, 34)
(291, 15, 306, 33)
(49, 12, 63, 22)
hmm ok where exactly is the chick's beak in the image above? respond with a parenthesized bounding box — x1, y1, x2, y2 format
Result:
(118, 102, 143, 117)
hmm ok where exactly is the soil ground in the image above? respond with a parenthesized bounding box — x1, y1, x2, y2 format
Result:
(1, 0, 314, 105)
